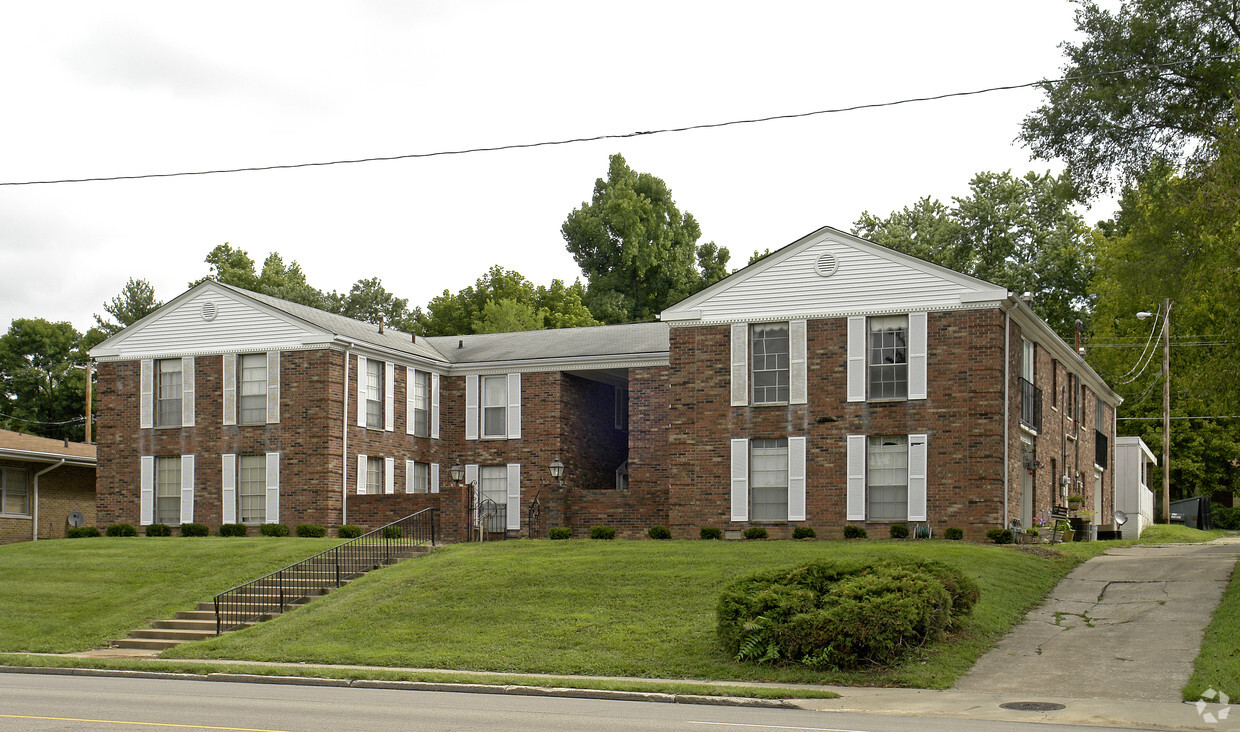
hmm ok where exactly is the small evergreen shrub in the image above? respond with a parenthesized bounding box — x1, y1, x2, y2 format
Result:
(843, 525, 867, 539)
(296, 524, 328, 538)
(944, 527, 964, 541)
(218, 523, 248, 537)
(105, 523, 138, 537)
(792, 526, 816, 540)
(180, 523, 209, 537)
(742, 527, 768, 540)
(67, 526, 101, 538)
(889, 524, 910, 539)
(548, 527, 572, 540)
(1212, 504, 1240, 530)
(699, 527, 723, 540)
(145, 523, 172, 537)
(985, 528, 1015, 545)
(647, 524, 671, 540)
(589, 525, 616, 540)
(380, 525, 403, 540)
(338, 525, 364, 539)
(260, 523, 290, 537)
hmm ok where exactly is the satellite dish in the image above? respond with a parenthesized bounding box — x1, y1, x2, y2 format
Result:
(1113, 510, 1128, 526)
(67, 512, 85, 527)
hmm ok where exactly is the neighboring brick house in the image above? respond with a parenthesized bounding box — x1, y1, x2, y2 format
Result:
(90, 226, 1119, 540)
(0, 429, 96, 544)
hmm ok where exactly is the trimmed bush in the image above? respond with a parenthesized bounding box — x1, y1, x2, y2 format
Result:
(296, 524, 328, 538)
(944, 527, 964, 540)
(699, 527, 722, 540)
(218, 523, 248, 537)
(889, 524, 910, 539)
(985, 528, 1015, 545)
(647, 525, 671, 540)
(742, 527, 768, 540)
(180, 523, 209, 537)
(589, 525, 616, 540)
(66, 526, 101, 538)
(338, 525, 364, 539)
(548, 527, 572, 540)
(144, 523, 172, 537)
(105, 523, 138, 537)
(792, 526, 816, 540)
(380, 525, 403, 540)
(1212, 504, 1240, 530)
(260, 523, 290, 537)
(843, 525, 867, 539)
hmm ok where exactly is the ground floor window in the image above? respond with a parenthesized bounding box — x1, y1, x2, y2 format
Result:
(238, 455, 266, 524)
(1, 467, 29, 516)
(407, 461, 429, 494)
(365, 456, 383, 495)
(479, 466, 508, 531)
(155, 456, 181, 525)
(866, 436, 908, 521)
(750, 438, 789, 521)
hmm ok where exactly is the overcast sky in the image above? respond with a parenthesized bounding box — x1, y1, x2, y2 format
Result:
(0, 1, 1106, 335)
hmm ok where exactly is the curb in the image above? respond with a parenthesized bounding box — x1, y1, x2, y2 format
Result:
(0, 666, 795, 708)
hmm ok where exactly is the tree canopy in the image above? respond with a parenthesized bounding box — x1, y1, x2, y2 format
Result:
(420, 266, 598, 336)
(0, 319, 91, 441)
(93, 277, 162, 336)
(562, 154, 729, 323)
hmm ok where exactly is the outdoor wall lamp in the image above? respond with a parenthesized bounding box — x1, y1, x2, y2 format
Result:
(549, 457, 565, 487)
(449, 459, 466, 484)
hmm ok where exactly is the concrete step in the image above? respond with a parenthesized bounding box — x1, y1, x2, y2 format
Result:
(152, 618, 218, 631)
(128, 627, 215, 641)
(111, 638, 185, 651)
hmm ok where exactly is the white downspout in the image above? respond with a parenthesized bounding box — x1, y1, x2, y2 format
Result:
(342, 347, 351, 527)
(1003, 307, 1011, 528)
(32, 459, 65, 541)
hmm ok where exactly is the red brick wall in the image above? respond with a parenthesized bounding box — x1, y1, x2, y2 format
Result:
(0, 461, 95, 544)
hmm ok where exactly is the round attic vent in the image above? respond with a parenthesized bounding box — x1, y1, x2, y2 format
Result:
(815, 252, 839, 278)
(201, 301, 218, 322)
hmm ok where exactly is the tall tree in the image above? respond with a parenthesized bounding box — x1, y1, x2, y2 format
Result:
(0, 319, 89, 441)
(421, 266, 598, 336)
(854, 170, 1095, 338)
(327, 277, 421, 333)
(1020, 0, 1240, 197)
(561, 154, 729, 323)
(195, 244, 326, 308)
(93, 277, 162, 336)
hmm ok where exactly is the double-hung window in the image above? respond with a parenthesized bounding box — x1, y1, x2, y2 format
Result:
(751, 323, 790, 404)
(479, 465, 508, 531)
(155, 456, 181, 525)
(366, 360, 384, 430)
(749, 439, 789, 521)
(411, 370, 429, 437)
(237, 455, 266, 524)
(239, 354, 267, 424)
(365, 456, 383, 494)
(482, 375, 507, 438)
(866, 436, 908, 521)
(868, 316, 908, 400)
(1, 468, 29, 515)
(156, 359, 183, 426)
(407, 461, 430, 494)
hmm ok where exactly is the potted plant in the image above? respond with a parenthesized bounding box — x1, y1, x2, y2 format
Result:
(1067, 494, 1084, 510)
(1024, 527, 1040, 544)
(1054, 519, 1074, 543)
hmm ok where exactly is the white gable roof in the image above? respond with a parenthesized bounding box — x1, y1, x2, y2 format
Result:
(661, 226, 1009, 324)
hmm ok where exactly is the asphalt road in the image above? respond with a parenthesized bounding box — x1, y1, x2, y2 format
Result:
(0, 673, 1148, 732)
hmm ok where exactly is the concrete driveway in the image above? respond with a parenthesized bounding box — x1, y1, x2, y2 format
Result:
(954, 538, 1240, 702)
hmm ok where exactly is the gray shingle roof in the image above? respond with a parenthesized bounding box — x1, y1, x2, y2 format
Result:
(424, 322, 669, 364)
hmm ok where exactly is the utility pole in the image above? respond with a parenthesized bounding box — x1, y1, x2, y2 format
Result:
(85, 360, 93, 443)
(1161, 299, 1171, 524)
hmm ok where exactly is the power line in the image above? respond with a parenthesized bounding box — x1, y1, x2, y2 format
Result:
(1, 52, 1235, 188)
(0, 412, 86, 426)
(1117, 415, 1240, 421)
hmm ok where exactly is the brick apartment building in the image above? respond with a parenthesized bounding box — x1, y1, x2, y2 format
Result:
(0, 429, 97, 544)
(90, 227, 1119, 540)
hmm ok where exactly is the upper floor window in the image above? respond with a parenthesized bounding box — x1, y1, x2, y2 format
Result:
(239, 354, 267, 424)
(868, 316, 908, 400)
(366, 360, 384, 430)
(482, 375, 508, 438)
(1, 467, 29, 516)
(411, 370, 430, 437)
(752, 323, 790, 404)
(156, 359, 183, 427)
(155, 456, 181, 525)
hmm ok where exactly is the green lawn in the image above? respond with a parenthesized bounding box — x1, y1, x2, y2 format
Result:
(0, 537, 341, 652)
(1184, 541, 1240, 702)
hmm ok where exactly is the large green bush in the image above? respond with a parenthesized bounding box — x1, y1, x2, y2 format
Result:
(260, 523, 290, 537)
(180, 523, 209, 537)
(1212, 504, 1240, 530)
(218, 523, 248, 537)
(296, 524, 328, 538)
(717, 558, 979, 670)
(144, 523, 172, 537)
(647, 525, 671, 540)
(105, 524, 138, 537)
(699, 527, 722, 540)
(590, 525, 616, 540)
(548, 527, 572, 540)
(338, 525, 364, 539)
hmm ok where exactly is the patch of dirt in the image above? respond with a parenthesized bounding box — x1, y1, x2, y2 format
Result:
(1011, 545, 1067, 559)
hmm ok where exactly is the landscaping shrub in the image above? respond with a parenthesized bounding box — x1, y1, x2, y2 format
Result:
(260, 523, 290, 537)
(144, 523, 172, 537)
(1212, 504, 1240, 530)
(944, 527, 964, 541)
(66, 526, 101, 538)
(647, 525, 671, 540)
(105, 524, 138, 537)
(380, 525, 403, 540)
(338, 525, 363, 539)
(717, 558, 979, 670)
(296, 524, 328, 538)
(699, 527, 722, 540)
(742, 527, 768, 540)
(792, 526, 816, 540)
(985, 528, 1015, 545)
(589, 525, 616, 540)
(843, 525, 867, 539)
(889, 524, 910, 539)
(548, 527, 572, 540)
(180, 523, 209, 537)
(218, 523, 248, 537)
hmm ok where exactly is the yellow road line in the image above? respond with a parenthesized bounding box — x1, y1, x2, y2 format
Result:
(0, 713, 296, 732)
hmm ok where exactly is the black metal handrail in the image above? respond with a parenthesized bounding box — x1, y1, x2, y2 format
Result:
(1020, 377, 1042, 432)
(213, 508, 436, 635)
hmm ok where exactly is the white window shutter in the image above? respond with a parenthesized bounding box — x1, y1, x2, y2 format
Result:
(140, 359, 154, 429)
(357, 454, 368, 494)
(790, 319, 808, 405)
(847, 317, 866, 402)
(181, 357, 195, 427)
(384, 362, 395, 432)
(465, 463, 479, 510)
(405, 459, 416, 493)
(384, 457, 395, 494)
(907, 434, 928, 521)
(431, 373, 440, 439)
(507, 372, 521, 439)
(730, 438, 749, 522)
(180, 454, 195, 524)
(465, 375, 479, 440)
(357, 356, 368, 427)
(406, 367, 416, 435)
(846, 434, 866, 520)
(221, 453, 236, 524)
(730, 324, 748, 406)
(506, 463, 521, 531)
(265, 452, 280, 524)
(430, 462, 439, 494)
(788, 436, 807, 521)
(267, 351, 281, 423)
(140, 455, 154, 525)
(222, 354, 236, 426)
(908, 312, 928, 400)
